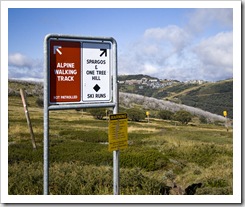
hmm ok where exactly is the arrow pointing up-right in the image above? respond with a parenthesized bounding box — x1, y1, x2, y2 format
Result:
(100, 49, 107, 57)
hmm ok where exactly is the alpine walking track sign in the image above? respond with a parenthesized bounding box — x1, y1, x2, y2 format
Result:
(44, 34, 119, 195)
(49, 37, 112, 104)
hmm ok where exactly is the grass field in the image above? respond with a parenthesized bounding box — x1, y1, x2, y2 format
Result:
(8, 94, 233, 195)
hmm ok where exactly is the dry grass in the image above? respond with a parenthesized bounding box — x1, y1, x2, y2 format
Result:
(128, 125, 160, 133)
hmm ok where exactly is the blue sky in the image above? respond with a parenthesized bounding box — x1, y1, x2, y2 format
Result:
(6, 3, 235, 82)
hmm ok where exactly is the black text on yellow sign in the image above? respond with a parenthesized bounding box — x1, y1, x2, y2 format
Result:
(108, 113, 128, 152)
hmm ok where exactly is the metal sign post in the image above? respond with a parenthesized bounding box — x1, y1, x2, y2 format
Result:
(108, 113, 128, 195)
(44, 34, 119, 195)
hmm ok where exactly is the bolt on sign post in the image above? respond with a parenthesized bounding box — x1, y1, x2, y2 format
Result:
(44, 34, 119, 195)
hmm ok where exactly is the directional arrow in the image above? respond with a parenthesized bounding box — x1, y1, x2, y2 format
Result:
(100, 49, 107, 57)
(56, 48, 62, 55)
(54, 46, 62, 55)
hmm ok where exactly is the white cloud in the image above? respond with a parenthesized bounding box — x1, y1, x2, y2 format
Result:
(119, 25, 191, 77)
(8, 53, 32, 68)
(8, 53, 43, 80)
(194, 32, 233, 68)
(118, 20, 233, 82)
(119, 9, 233, 81)
(144, 25, 191, 53)
(193, 31, 233, 80)
(142, 63, 158, 75)
(187, 8, 233, 33)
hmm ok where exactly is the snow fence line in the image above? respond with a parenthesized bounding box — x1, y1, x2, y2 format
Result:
(119, 92, 226, 123)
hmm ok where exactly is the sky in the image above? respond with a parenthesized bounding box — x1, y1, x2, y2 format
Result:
(6, 3, 234, 82)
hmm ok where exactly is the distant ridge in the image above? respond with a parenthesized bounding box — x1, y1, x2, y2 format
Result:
(118, 74, 233, 118)
(119, 74, 159, 81)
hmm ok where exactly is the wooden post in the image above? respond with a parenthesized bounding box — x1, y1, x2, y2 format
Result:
(20, 89, 37, 149)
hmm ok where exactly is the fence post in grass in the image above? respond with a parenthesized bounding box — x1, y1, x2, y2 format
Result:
(20, 88, 37, 150)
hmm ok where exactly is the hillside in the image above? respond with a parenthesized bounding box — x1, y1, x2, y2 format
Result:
(118, 75, 233, 118)
(118, 74, 158, 81)
(8, 79, 43, 97)
(7, 79, 233, 195)
(8, 93, 233, 195)
(175, 80, 233, 119)
(8, 77, 233, 120)
(119, 92, 226, 123)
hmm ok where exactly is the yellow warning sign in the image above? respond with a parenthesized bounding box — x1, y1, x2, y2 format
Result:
(108, 113, 128, 152)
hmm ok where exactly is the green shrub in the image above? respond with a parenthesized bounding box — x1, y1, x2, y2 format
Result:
(206, 178, 228, 188)
(174, 110, 192, 125)
(120, 168, 166, 195)
(88, 108, 106, 120)
(196, 187, 232, 195)
(35, 97, 43, 108)
(8, 161, 43, 195)
(199, 115, 208, 124)
(178, 144, 227, 168)
(8, 142, 43, 164)
(158, 110, 174, 120)
(59, 130, 108, 143)
(127, 108, 145, 122)
(120, 147, 169, 171)
(9, 161, 168, 195)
